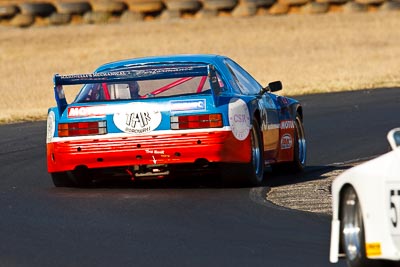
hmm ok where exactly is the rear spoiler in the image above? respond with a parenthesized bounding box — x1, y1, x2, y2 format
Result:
(53, 64, 223, 114)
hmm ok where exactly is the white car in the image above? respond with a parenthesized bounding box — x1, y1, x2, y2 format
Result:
(330, 128, 400, 267)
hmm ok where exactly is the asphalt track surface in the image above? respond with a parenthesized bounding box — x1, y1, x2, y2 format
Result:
(0, 88, 398, 267)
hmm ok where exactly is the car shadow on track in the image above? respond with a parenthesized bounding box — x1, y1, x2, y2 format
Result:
(263, 165, 352, 189)
(55, 164, 353, 190)
(87, 174, 225, 189)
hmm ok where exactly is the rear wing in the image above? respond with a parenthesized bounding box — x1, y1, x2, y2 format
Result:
(53, 64, 223, 114)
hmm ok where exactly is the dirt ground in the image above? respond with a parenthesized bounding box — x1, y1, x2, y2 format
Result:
(266, 163, 360, 215)
(1, 12, 400, 122)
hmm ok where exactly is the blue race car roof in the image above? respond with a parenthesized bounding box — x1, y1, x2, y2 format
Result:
(95, 54, 228, 73)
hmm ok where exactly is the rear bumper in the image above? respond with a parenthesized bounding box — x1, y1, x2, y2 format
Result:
(47, 130, 251, 173)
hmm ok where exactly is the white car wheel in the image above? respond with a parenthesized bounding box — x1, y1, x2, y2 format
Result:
(341, 186, 382, 267)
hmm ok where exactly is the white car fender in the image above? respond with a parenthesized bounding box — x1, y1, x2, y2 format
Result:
(330, 151, 399, 262)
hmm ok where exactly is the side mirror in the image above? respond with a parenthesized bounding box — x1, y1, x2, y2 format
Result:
(262, 81, 282, 94)
(387, 128, 400, 150)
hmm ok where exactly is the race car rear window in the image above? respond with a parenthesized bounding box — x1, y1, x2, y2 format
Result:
(74, 76, 212, 102)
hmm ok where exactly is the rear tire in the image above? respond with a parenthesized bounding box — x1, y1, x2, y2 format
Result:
(83, 11, 111, 24)
(51, 169, 92, 188)
(55, 1, 91, 15)
(289, 113, 306, 172)
(222, 120, 264, 187)
(202, 0, 238, 10)
(10, 14, 35, 27)
(125, 0, 164, 13)
(19, 2, 56, 17)
(0, 4, 19, 19)
(51, 172, 75, 187)
(164, 0, 201, 11)
(245, 120, 264, 186)
(48, 13, 72, 25)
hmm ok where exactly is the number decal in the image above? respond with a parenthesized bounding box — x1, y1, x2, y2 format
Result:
(388, 186, 400, 235)
(390, 190, 399, 228)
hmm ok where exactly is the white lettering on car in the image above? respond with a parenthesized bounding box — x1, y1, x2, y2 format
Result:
(280, 120, 295, 129)
(113, 103, 162, 134)
(170, 100, 206, 112)
(68, 106, 106, 118)
(228, 98, 251, 141)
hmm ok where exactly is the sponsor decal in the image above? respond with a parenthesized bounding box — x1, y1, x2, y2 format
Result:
(366, 243, 381, 257)
(113, 103, 162, 134)
(145, 149, 165, 154)
(170, 100, 206, 112)
(59, 71, 132, 79)
(280, 133, 293, 149)
(58, 67, 199, 80)
(68, 106, 106, 118)
(280, 120, 295, 129)
(228, 98, 251, 141)
(46, 111, 55, 143)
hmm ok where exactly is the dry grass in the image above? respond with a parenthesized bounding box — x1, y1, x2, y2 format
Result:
(1, 12, 400, 123)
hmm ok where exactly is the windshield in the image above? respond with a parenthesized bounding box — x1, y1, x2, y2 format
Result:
(74, 76, 214, 103)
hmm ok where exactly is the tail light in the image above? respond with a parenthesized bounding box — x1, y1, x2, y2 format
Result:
(171, 114, 223, 130)
(58, 121, 107, 137)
